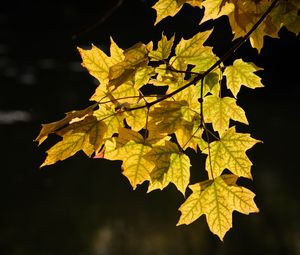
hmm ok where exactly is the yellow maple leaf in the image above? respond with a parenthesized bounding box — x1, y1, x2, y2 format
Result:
(203, 127, 260, 179)
(77, 45, 111, 84)
(203, 95, 248, 135)
(224, 59, 264, 97)
(41, 116, 107, 167)
(35, 103, 97, 145)
(149, 33, 175, 61)
(105, 135, 153, 189)
(149, 100, 188, 134)
(200, 0, 234, 24)
(145, 141, 191, 195)
(152, 0, 185, 25)
(177, 176, 259, 240)
(175, 30, 214, 67)
(93, 107, 125, 139)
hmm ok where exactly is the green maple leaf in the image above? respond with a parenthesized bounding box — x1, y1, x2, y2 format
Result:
(41, 116, 107, 167)
(177, 176, 259, 240)
(203, 127, 260, 179)
(203, 95, 248, 135)
(224, 59, 264, 97)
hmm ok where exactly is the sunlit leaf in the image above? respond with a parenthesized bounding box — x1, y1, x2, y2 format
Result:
(224, 59, 264, 97)
(78, 45, 111, 84)
(149, 33, 175, 61)
(203, 95, 248, 135)
(152, 0, 184, 25)
(105, 137, 153, 189)
(145, 141, 191, 195)
(203, 127, 260, 179)
(41, 116, 107, 166)
(175, 30, 214, 67)
(35, 103, 97, 145)
(177, 176, 259, 240)
(200, 0, 234, 24)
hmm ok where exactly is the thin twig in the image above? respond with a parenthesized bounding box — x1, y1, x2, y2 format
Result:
(126, 0, 279, 112)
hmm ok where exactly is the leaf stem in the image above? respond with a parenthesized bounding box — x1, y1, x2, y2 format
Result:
(204, 124, 214, 180)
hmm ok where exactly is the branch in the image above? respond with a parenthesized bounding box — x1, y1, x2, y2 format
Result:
(127, 0, 279, 112)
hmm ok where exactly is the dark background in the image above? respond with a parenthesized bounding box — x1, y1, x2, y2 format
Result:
(1, 0, 299, 254)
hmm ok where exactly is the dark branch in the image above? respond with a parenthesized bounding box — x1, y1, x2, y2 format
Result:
(126, 0, 279, 112)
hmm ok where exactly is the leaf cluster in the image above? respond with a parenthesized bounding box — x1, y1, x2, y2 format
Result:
(36, 0, 299, 240)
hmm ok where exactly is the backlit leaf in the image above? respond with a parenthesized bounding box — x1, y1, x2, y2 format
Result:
(149, 33, 175, 61)
(41, 116, 107, 166)
(152, 0, 184, 25)
(35, 103, 97, 145)
(177, 176, 259, 240)
(203, 95, 248, 135)
(200, 0, 234, 24)
(175, 30, 214, 66)
(78, 45, 111, 84)
(203, 127, 260, 179)
(105, 139, 153, 189)
(93, 107, 125, 139)
(224, 59, 264, 97)
(145, 141, 191, 195)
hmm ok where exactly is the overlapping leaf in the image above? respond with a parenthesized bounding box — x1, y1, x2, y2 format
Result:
(35, 103, 97, 145)
(145, 141, 191, 195)
(41, 116, 107, 167)
(104, 128, 153, 189)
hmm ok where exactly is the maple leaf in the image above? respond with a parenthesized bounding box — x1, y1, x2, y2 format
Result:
(77, 45, 111, 84)
(149, 33, 175, 61)
(200, 0, 234, 24)
(152, 0, 203, 25)
(93, 107, 125, 139)
(125, 107, 148, 131)
(145, 141, 191, 195)
(109, 37, 124, 63)
(177, 176, 259, 240)
(35, 103, 97, 145)
(224, 59, 264, 97)
(152, 0, 185, 25)
(175, 30, 215, 68)
(134, 66, 155, 89)
(108, 43, 149, 88)
(175, 116, 202, 151)
(270, 0, 300, 35)
(203, 127, 260, 179)
(203, 95, 248, 135)
(41, 116, 107, 167)
(104, 128, 153, 189)
(149, 100, 189, 134)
